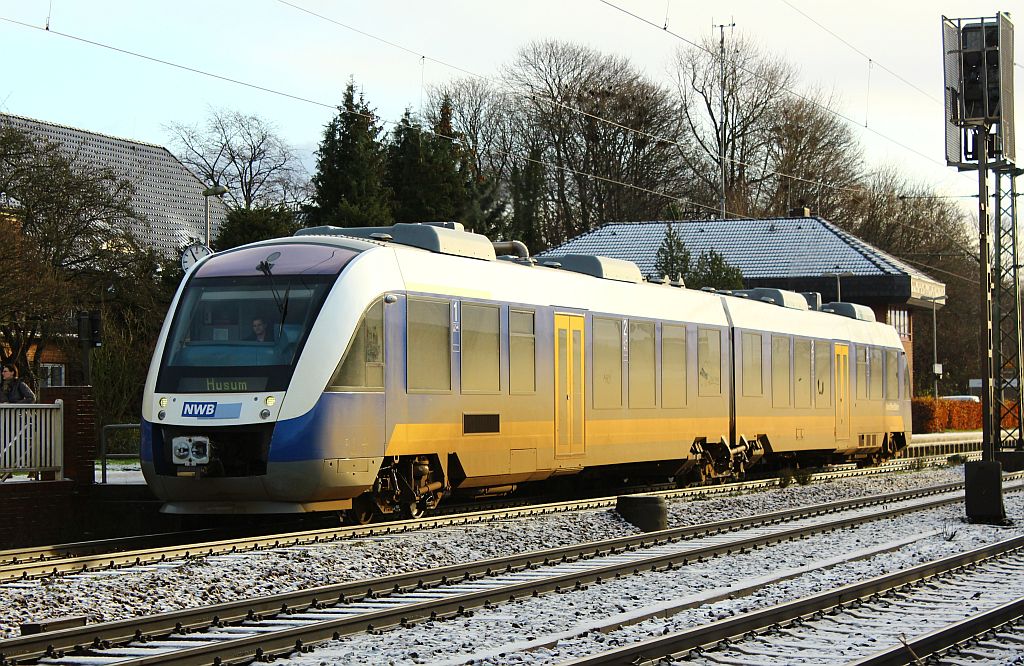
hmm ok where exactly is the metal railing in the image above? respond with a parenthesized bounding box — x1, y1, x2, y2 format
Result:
(0, 401, 64, 482)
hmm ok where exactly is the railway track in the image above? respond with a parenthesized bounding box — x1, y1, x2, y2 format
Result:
(0, 454, 971, 583)
(0, 476, 1014, 665)
(565, 536, 1024, 665)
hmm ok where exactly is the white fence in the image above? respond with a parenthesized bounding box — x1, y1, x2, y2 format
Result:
(0, 401, 63, 481)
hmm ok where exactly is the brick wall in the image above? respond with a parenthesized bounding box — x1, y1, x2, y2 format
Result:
(0, 480, 79, 548)
(40, 386, 95, 486)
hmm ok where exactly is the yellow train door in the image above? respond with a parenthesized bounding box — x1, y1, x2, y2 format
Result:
(555, 314, 585, 457)
(835, 343, 850, 442)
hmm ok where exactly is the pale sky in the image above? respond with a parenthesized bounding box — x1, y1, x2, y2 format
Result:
(0, 0, 1019, 204)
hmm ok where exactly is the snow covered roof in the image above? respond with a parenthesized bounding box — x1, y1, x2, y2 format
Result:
(540, 217, 945, 308)
(1, 113, 228, 258)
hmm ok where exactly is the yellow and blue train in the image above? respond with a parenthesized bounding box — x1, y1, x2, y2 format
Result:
(141, 223, 911, 521)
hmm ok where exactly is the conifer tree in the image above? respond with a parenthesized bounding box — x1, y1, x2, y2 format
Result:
(654, 222, 690, 282)
(688, 249, 744, 290)
(308, 79, 391, 228)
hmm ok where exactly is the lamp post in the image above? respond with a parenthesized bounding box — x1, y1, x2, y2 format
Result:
(822, 269, 854, 302)
(922, 295, 947, 398)
(202, 185, 228, 247)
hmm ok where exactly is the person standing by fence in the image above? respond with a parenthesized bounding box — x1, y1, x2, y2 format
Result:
(0, 362, 35, 404)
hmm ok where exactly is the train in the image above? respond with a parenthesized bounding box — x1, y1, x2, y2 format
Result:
(140, 222, 911, 522)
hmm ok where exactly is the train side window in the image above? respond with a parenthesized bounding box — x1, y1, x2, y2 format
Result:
(327, 298, 384, 391)
(772, 335, 791, 408)
(856, 347, 869, 400)
(629, 320, 656, 408)
(869, 348, 883, 400)
(593, 317, 623, 408)
(697, 328, 722, 396)
(741, 332, 762, 397)
(814, 340, 832, 408)
(885, 350, 899, 400)
(662, 324, 686, 408)
(462, 303, 500, 393)
(510, 310, 536, 394)
(408, 298, 451, 392)
(794, 338, 812, 408)
(901, 351, 911, 399)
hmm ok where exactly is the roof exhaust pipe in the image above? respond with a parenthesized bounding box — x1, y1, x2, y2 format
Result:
(492, 240, 530, 259)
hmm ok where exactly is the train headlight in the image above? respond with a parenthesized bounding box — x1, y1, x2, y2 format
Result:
(173, 441, 191, 461)
(158, 410, 166, 421)
(265, 396, 276, 406)
(158, 396, 169, 408)
(260, 409, 271, 420)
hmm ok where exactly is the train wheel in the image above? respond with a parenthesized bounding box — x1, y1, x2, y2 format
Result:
(347, 496, 376, 525)
(404, 501, 424, 519)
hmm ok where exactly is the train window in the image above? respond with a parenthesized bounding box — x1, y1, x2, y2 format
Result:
(869, 348, 883, 400)
(741, 332, 762, 397)
(462, 303, 500, 393)
(772, 336, 791, 408)
(662, 324, 686, 408)
(794, 339, 812, 408)
(901, 351, 911, 398)
(408, 298, 451, 392)
(327, 298, 384, 391)
(885, 349, 899, 400)
(629, 320, 656, 408)
(814, 340, 832, 408)
(510, 310, 536, 394)
(697, 328, 721, 396)
(593, 317, 623, 408)
(856, 347, 869, 400)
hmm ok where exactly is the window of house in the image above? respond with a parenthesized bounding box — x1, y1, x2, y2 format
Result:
(39, 363, 66, 388)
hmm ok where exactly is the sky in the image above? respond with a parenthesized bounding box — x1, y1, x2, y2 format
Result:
(0, 0, 1020, 206)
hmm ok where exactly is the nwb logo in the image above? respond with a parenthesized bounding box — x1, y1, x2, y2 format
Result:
(182, 402, 217, 417)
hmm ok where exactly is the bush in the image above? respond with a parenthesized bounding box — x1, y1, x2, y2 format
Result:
(912, 398, 1020, 433)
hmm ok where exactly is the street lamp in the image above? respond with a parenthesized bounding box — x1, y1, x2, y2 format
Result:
(922, 295, 947, 398)
(822, 269, 854, 302)
(202, 185, 228, 248)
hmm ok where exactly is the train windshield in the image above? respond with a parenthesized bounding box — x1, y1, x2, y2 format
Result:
(156, 243, 359, 393)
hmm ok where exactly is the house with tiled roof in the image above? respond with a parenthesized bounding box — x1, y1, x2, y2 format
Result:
(1, 113, 227, 257)
(539, 213, 946, 384)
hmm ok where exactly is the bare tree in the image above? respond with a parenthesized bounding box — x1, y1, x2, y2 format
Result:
(759, 90, 864, 220)
(166, 108, 308, 209)
(501, 40, 686, 246)
(671, 32, 797, 217)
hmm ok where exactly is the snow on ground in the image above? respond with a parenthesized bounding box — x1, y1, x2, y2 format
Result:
(0, 465, 985, 659)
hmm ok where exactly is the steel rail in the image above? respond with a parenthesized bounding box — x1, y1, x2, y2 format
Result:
(847, 596, 1024, 665)
(0, 451, 983, 580)
(0, 481, 1003, 665)
(560, 534, 1024, 666)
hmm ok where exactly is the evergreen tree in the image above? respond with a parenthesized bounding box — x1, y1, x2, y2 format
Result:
(688, 249, 744, 290)
(308, 79, 392, 228)
(508, 146, 546, 253)
(654, 222, 690, 283)
(385, 101, 467, 224)
(214, 207, 300, 250)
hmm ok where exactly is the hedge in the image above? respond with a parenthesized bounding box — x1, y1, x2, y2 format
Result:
(911, 398, 1020, 433)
